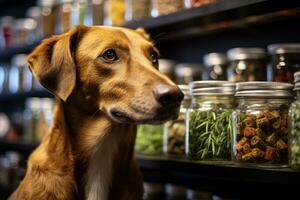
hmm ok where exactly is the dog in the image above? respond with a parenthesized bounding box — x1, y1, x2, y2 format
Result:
(9, 25, 183, 200)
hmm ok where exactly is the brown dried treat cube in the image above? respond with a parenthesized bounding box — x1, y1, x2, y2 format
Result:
(251, 148, 265, 158)
(266, 133, 278, 146)
(242, 152, 253, 161)
(275, 139, 288, 151)
(243, 116, 256, 127)
(264, 146, 276, 161)
(236, 137, 248, 151)
(271, 111, 281, 119)
(256, 128, 266, 139)
(236, 153, 243, 161)
(262, 111, 275, 121)
(256, 117, 269, 129)
(243, 142, 252, 154)
(250, 136, 265, 149)
(243, 127, 256, 137)
(282, 113, 289, 127)
(256, 112, 265, 119)
(272, 119, 282, 130)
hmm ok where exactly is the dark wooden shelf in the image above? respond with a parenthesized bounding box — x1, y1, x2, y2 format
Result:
(137, 155, 300, 198)
(0, 90, 52, 102)
(0, 139, 38, 154)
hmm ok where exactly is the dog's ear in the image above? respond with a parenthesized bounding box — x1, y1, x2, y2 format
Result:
(136, 28, 150, 40)
(27, 25, 88, 101)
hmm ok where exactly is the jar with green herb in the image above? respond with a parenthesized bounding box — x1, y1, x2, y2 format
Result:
(135, 124, 164, 156)
(289, 72, 300, 169)
(232, 82, 293, 167)
(163, 85, 190, 157)
(186, 81, 236, 161)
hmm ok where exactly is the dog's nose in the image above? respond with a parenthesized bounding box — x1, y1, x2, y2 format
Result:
(153, 84, 184, 106)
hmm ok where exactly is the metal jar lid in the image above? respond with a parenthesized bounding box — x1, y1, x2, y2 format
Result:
(203, 52, 228, 67)
(235, 81, 294, 98)
(268, 43, 300, 54)
(175, 63, 203, 77)
(178, 84, 190, 100)
(189, 81, 235, 96)
(227, 47, 267, 60)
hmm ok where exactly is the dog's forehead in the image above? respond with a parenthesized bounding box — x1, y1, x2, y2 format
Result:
(81, 26, 152, 48)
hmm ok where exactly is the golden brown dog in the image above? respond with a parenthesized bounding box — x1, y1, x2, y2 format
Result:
(9, 25, 183, 200)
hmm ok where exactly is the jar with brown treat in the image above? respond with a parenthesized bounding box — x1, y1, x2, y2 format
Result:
(203, 52, 228, 81)
(151, 0, 185, 17)
(163, 85, 190, 157)
(125, 0, 151, 21)
(227, 47, 269, 82)
(104, 0, 125, 26)
(186, 81, 236, 161)
(55, 0, 74, 34)
(268, 43, 300, 83)
(38, 0, 57, 37)
(232, 82, 293, 167)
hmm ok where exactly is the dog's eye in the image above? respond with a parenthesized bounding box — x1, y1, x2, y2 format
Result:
(150, 51, 158, 65)
(102, 49, 119, 62)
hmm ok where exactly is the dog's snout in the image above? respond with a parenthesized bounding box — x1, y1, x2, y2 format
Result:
(153, 84, 184, 106)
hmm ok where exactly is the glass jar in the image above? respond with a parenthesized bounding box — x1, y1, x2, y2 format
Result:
(0, 63, 9, 94)
(13, 18, 37, 47)
(38, 0, 56, 37)
(203, 52, 228, 80)
(164, 85, 190, 157)
(186, 81, 236, 161)
(125, 0, 151, 21)
(143, 182, 165, 200)
(158, 59, 176, 82)
(104, 0, 125, 26)
(135, 124, 164, 156)
(91, 0, 105, 25)
(151, 0, 184, 17)
(165, 184, 186, 200)
(227, 47, 268, 82)
(232, 82, 293, 167)
(55, 0, 74, 34)
(0, 16, 14, 49)
(268, 43, 300, 83)
(9, 54, 34, 93)
(289, 72, 300, 169)
(174, 63, 202, 85)
(26, 6, 43, 40)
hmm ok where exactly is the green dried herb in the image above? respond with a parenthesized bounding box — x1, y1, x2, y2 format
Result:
(188, 109, 233, 160)
(289, 103, 300, 169)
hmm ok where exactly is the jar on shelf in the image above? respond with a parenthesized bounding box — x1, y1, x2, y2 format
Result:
(0, 16, 14, 49)
(104, 0, 125, 26)
(232, 82, 293, 167)
(151, 0, 185, 17)
(91, 0, 105, 25)
(158, 59, 176, 82)
(13, 18, 37, 47)
(174, 63, 203, 85)
(163, 85, 189, 157)
(143, 182, 165, 200)
(9, 54, 34, 93)
(203, 52, 228, 80)
(55, 0, 74, 34)
(289, 72, 300, 169)
(135, 124, 164, 156)
(186, 81, 236, 161)
(185, 0, 216, 8)
(38, 0, 57, 37)
(125, 0, 151, 21)
(26, 6, 43, 40)
(227, 47, 269, 82)
(268, 43, 300, 83)
(0, 62, 9, 94)
(165, 184, 186, 200)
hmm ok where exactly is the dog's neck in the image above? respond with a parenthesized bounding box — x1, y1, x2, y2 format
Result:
(54, 99, 137, 200)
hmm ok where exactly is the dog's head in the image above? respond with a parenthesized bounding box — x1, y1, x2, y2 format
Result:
(27, 25, 183, 124)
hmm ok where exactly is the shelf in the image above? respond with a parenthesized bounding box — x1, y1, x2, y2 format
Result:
(137, 155, 300, 198)
(0, 91, 52, 102)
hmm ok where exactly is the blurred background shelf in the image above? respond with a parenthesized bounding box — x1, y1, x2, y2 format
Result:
(0, 139, 38, 155)
(0, 91, 52, 103)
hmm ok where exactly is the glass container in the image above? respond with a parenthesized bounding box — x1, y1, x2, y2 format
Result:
(186, 81, 236, 161)
(125, 0, 151, 21)
(174, 63, 202, 85)
(203, 52, 228, 80)
(55, 0, 74, 34)
(289, 71, 300, 169)
(151, 0, 184, 17)
(268, 43, 300, 83)
(104, 0, 126, 26)
(232, 82, 293, 167)
(38, 0, 56, 37)
(227, 47, 268, 82)
(163, 85, 190, 157)
(135, 124, 164, 156)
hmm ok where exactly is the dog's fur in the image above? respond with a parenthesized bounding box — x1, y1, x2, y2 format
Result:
(9, 25, 182, 200)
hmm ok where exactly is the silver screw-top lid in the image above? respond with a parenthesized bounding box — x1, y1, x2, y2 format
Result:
(227, 47, 267, 60)
(203, 52, 228, 67)
(26, 6, 42, 18)
(235, 81, 293, 98)
(268, 43, 300, 54)
(38, 0, 56, 6)
(175, 63, 203, 77)
(189, 81, 235, 96)
(178, 84, 190, 100)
